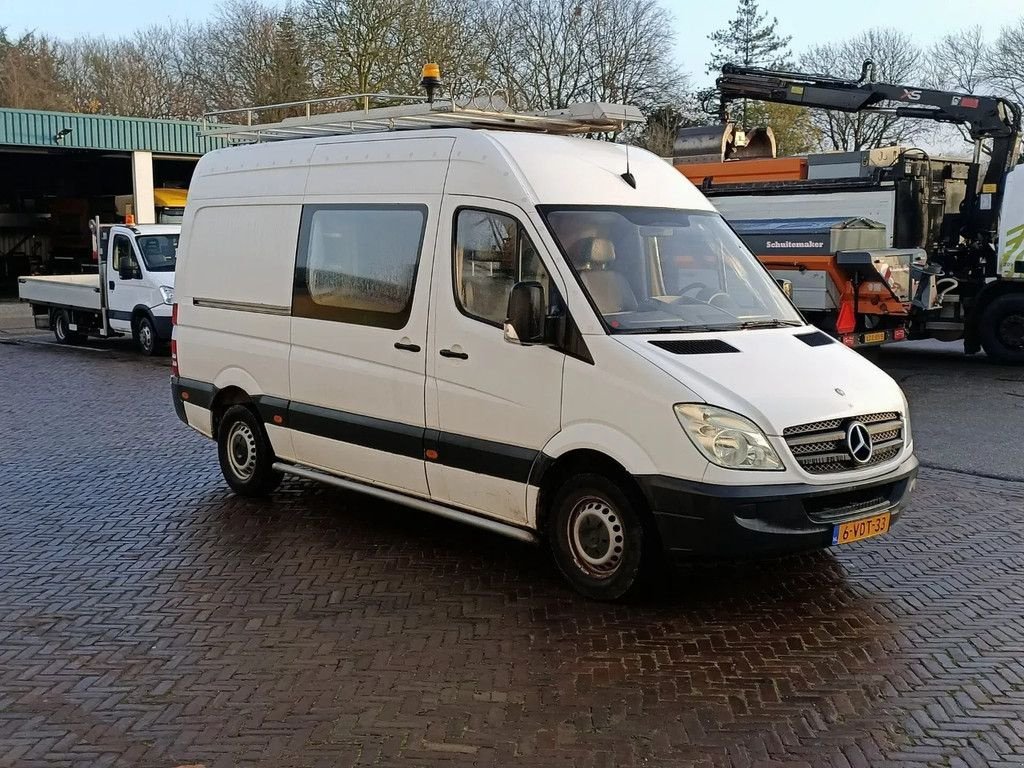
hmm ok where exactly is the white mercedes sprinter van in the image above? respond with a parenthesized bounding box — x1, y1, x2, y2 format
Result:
(172, 100, 917, 599)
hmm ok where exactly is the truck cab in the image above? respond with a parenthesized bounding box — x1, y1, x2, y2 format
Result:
(100, 224, 179, 353)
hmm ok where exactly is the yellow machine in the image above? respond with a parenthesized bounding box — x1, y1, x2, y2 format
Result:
(114, 188, 188, 225)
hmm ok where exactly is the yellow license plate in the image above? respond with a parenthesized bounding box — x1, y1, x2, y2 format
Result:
(862, 331, 887, 344)
(832, 512, 891, 545)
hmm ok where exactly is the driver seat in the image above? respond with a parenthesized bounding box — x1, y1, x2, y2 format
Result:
(570, 238, 638, 314)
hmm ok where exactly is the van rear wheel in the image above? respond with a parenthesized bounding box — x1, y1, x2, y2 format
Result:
(217, 405, 282, 497)
(547, 473, 657, 601)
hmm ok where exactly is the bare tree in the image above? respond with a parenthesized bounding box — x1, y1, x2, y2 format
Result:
(482, 0, 682, 113)
(199, 0, 283, 112)
(800, 28, 923, 151)
(987, 18, 1024, 105)
(0, 30, 70, 110)
(928, 26, 989, 93)
(301, 0, 424, 101)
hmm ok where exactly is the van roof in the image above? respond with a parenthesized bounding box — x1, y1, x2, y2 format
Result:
(190, 128, 714, 213)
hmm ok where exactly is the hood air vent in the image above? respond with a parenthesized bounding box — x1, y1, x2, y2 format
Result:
(795, 330, 835, 347)
(649, 339, 739, 355)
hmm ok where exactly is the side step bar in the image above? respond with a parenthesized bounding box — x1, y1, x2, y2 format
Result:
(272, 462, 538, 544)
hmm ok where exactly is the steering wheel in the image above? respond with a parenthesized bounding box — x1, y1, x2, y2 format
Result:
(674, 281, 728, 305)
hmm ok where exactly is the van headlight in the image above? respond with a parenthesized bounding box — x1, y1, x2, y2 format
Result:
(674, 404, 784, 471)
(900, 393, 913, 447)
(159, 286, 175, 304)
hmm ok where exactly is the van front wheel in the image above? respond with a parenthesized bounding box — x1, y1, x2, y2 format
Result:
(217, 405, 282, 497)
(547, 473, 656, 601)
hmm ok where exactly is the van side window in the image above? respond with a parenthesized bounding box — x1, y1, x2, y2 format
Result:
(454, 209, 551, 326)
(293, 205, 427, 329)
(112, 235, 136, 271)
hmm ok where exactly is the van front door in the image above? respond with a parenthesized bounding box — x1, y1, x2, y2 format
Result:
(288, 203, 435, 497)
(427, 201, 566, 525)
(107, 231, 145, 333)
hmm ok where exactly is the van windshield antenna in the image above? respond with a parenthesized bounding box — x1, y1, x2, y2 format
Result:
(620, 98, 636, 188)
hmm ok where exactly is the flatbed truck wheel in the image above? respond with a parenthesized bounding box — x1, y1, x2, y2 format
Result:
(134, 315, 158, 356)
(53, 310, 84, 345)
(979, 294, 1024, 364)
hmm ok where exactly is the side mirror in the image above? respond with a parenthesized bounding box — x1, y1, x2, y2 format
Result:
(504, 281, 546, 345)
(119, 262, 139, 280)
(775, 277, 793, 299)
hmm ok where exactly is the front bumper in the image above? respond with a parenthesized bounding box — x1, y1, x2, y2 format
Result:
(638, 455, 919, 557)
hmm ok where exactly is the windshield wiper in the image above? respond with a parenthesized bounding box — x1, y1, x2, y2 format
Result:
(619, 319, 802, 334)
(735, 319, 803, 329)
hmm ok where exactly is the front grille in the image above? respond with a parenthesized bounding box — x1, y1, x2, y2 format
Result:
(783, 411, 904, 474)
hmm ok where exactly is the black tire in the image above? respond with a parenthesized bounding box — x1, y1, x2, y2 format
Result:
(979, 294, 1024, 364)
(53, 310, 84, 344)
(546, 472, 659, 601)
(134, 314, 158, 356)
(216, 404, 283, 497)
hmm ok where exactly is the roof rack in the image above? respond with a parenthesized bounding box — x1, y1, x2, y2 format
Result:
(200, 93, 645, 143)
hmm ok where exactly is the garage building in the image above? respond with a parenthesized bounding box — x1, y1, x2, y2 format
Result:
(0, 107, 227, 296)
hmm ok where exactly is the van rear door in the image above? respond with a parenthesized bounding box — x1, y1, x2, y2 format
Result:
(426, 198, 566, 525)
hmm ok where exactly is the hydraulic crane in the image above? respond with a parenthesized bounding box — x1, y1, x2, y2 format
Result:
(677, 62, 1024, 362)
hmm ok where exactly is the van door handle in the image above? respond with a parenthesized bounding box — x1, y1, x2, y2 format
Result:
(394, 341, 421, 352)
(439, 348, 469, 360)
(109, 281, 115, 290)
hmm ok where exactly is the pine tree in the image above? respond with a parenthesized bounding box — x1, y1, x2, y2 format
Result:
(266, 9, 310, 120)
(707, 0, 791, 73)
(706, 0, 791, 125)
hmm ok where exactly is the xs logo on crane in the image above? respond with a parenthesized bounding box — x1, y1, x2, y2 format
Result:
(901, 89, 922, 101)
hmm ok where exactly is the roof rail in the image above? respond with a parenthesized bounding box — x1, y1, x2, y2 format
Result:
(200, 93, 645, 143)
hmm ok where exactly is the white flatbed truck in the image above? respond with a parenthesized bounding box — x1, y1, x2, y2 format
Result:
(18, 219, 179, 355)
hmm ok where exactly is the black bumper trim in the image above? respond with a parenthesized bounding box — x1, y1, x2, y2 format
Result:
(637, 456, 919, 556)
(170, 376, 216, 425)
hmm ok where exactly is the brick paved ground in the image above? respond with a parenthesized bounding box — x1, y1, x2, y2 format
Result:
(1, 338, 1023, 767)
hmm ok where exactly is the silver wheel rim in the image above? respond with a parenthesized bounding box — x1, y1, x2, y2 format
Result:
(226, 421, 258, 481)
(139, 322, 154, 352)
(55, 316, 67, 340)
(566, 496, 624, 579)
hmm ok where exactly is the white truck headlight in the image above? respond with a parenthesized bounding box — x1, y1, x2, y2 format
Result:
(674, 404, 784, 471)
(159, 286, 175, 304)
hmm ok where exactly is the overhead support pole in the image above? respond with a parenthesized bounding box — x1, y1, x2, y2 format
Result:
(131, 151, 156, 225)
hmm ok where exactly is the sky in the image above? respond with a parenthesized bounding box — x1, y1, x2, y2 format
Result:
(3, 0, 1023, 88)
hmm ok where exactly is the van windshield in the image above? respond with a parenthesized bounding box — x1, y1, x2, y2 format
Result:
(541, 207, 803, 334)
(135, 234, 179, 273)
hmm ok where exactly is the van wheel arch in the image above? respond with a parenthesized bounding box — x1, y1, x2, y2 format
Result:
(536, 449, 655, 536)
(210, 386, 256, 438)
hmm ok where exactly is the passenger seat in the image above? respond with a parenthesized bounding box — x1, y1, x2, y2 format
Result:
(570, 238, 638, 314)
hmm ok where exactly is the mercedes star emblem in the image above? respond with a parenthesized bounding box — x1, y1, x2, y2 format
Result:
(846, 421, 873, 464)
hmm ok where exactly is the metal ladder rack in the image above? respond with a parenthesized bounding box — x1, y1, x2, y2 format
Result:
(200, 94, 645, 143)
